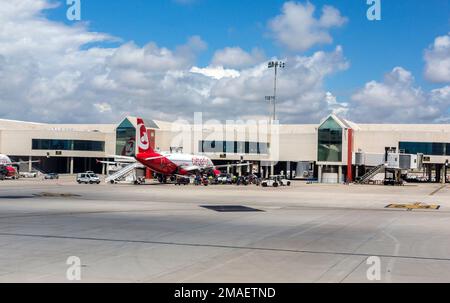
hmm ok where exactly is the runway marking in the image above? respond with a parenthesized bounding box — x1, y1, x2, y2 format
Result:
(0, 208, 201, 220)
(33, 192, 81, 198)
(200, 205, 264, 212)
(429, 185, 447, 196)
(385, 203, 441, 211)
(1, 232, 450, 263)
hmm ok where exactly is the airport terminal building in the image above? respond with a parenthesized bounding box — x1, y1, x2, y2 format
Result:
(0, 115, 449, 183)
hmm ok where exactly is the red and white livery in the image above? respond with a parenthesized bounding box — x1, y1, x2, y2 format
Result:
(134, 118, 221, 177)
(0, 154, 38, 180)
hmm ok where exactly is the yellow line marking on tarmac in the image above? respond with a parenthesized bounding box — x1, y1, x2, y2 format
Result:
(385, 202, 440, 211)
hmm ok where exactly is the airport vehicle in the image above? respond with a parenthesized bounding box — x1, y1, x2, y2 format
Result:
(261, 178, 279, 188)
(77, 173, 100, 184)
(44, 173, 59, 180)
(0, 154, 39, 180)
(261, 175, 291, 188)
(217, 173, 233, 184)
(274, 175, 291, 186)
(19, 171, 38, 178)
(100, 118, 249, 183)
(175, 176, 190, 185)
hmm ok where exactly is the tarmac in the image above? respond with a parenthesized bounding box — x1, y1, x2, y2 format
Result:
(0, 176, 449, 282)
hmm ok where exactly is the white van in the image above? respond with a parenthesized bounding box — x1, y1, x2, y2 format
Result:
(77, 173, 101, 184)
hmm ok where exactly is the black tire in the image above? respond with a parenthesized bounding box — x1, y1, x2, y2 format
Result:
(273, 182, 279, 188)
(287, 181, 291, 186)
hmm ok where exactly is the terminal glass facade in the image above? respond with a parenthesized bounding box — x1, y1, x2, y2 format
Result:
(399, 142, 448, 156)
(199, 141, 269, 154)
(318, 117, 343, 162)
(32, 139, 105, 152)
(116, 118, 136, 156)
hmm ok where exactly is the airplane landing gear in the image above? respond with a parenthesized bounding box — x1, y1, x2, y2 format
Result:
(134, 177, 146, 185)
(157, 175, 167, 184)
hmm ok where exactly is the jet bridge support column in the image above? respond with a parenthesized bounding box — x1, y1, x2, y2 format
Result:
(28, 156, 32, 172)
(441, 164, 446, 184)
(70, 157, 74, 175)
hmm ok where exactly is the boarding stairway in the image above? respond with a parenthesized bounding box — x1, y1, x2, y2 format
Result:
(357, 164, 385, 184)
(105, 162, 143, 184)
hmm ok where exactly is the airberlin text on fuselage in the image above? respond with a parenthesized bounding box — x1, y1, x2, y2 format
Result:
(192, 156, 209, 167)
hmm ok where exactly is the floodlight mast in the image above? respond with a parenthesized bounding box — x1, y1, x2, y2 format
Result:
(267, 61, 285, 123)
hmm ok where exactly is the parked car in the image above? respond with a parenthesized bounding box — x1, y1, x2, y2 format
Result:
(273, 175, 291, 186)
(261, 175, 291, 188)
(44, 173, 59, 180)
(20, 171, 38, 178)
(261, 178, 279, 188)
(77, 173, 100, 184)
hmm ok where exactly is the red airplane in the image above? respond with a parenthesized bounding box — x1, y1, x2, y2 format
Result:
(103, 118, 249, 182)
(0, 154, 39, 180)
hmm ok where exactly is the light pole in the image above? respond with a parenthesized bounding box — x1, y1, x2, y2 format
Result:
(266, 61, 285, 122)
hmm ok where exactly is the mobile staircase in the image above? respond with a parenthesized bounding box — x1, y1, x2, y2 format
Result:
(105, 162, 143, 184)
(357, 164, 386, 184)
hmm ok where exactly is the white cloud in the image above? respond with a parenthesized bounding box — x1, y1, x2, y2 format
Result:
(269, 1, 347, 52)
(350, 67, 450, 123)
(325, 92, 348, 116)
(424, 33, 450, 83)
(190, 66, 240, 80)
(211, 47, 265, 69)
(94, 103, 112, 113)
(0, 0, 349, 124)
(205, 46, 349, 123)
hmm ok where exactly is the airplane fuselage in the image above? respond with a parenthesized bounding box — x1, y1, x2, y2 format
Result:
(136, 152, 215, 176)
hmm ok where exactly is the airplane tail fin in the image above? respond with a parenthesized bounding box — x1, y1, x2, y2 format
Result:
(137, 118, 154, 154)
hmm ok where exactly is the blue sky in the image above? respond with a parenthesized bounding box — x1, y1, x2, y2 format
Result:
(0, 0, 448, 124)
(45, 0, 449, 94)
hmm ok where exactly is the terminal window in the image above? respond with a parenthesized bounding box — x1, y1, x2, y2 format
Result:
(199, 141, 269, 154)
(32, 139, 105, 152)
(399, 142, 447, 156)
(318, 116, 343, 162)
(116, 118, 136, 156)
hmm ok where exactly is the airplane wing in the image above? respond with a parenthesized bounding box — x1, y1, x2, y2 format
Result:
(179, 165, 202, 172)
(97, 156, 137, 165)
(214, 162, 251, 169)
(144, 155, 169, 161)
(10, 160, 40, 166)
(96, 160, 125, 165)
(107, 155, 137, 162)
